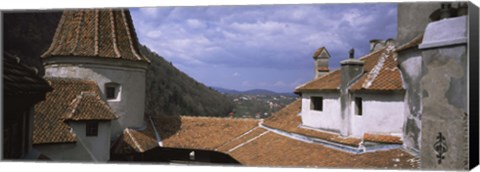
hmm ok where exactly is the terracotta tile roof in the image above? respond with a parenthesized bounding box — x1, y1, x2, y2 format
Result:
(111, 116, 260, 154)
(364, 133, 403, 144)
(33, 77, 105, 144)
(296, 46, 404, 93)
(262, 99, 362, 147)
(349, 46, 404, 92)
(215, 127, 267, 152)
(63, 92, 118, 121)
(313, 47, 330, 59)
(395, 34, 424, 52)
(295, 70, 341, 92)
(111, 124, 158, 154)
(154, 116, 260, 150)
(41, 9, 149, 63)
(229, 132, 418, 169)
(3, 52, 52, 96)
(110, 113, 414, 168)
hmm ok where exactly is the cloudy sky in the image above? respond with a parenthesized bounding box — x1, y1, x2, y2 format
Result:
(130, 3, 397, 93)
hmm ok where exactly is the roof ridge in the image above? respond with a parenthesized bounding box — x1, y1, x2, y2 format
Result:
(70, 10, 85, 55)
(295, 68, 341, 91)
(227, 130, 270, 153)
(63, 93, 83, 120)
(110, 10, 121, 58)
(62, 90, 117, 121)
(179, 115, 260, 122)
(360, 45, 395, 89)
(358, 46, 387, 61)
(214, 126, 260, 151)
(125, 129, 145, 152)
(121, 9, 144, 62)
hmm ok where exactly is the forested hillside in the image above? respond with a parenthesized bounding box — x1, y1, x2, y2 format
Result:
(140, 45, 234, 117)
(3, 10, 234, 117)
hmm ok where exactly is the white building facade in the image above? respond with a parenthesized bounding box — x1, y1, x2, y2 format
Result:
(296, 42, 405, 139)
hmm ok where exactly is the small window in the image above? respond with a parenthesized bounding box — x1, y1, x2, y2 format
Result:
(105, 82, 120, 100)
(106, 87, 115, 99)
(86, 121, 98, 137)
(311, 96, 323, 111)
(355, 97, 362, 116)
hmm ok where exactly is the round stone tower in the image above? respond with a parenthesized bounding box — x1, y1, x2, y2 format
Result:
(41, 9, 150, 139)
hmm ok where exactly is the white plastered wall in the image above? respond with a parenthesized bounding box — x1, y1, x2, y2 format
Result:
(349, 92, 405, 137)
(300, 92, 342, 133)
(34, 121, 111, 162)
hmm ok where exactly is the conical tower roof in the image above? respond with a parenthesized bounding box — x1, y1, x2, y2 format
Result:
(42, 9, 150, 63)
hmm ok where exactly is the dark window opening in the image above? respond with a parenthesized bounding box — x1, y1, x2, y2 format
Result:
(105, 82, 120, 100)
(86, 121, 99, 137)
(311, 97, 323, 111)
(355, 97, 362, 116)
(106, 86, 116, 99)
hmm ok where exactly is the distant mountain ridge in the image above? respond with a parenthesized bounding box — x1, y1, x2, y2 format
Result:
(212, 87, 296, 96)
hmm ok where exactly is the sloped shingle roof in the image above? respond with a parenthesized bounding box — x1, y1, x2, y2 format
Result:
(295, 46, 404, 93)
(111, 113, 415, 168)
(313, 47, 330, 59)
(111, 125, 158, 154)
(33, 77, 113, 144)
(41, 9, 149, 63)
(229, 132, 417, 168)
(63, 92, 118, 121)
(3, 52, 52, 96)
(363, 133, 403, 144)
(112, 116, 260, 154)
(156, 116, 260, 150)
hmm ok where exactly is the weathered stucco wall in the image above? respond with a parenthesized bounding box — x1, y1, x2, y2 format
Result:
(33, 121, 111, 162)
(397, 49, 423, 154)
(301, 92, 342, 133)
(418, 15, 468, 170)
(70, 121, 112, 161)
(397, 2, 442, 156)
(349, 92, 404, 137)
(44, 57, 147, 139)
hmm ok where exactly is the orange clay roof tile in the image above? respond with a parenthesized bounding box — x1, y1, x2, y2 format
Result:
(229, 132, 417, 168)
(296, 46, 404, 93)
(42, 9, 149, 63)
(33, 77, 112, 144)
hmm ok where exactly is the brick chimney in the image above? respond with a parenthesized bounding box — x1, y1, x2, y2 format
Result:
(312, 47, 330, 79)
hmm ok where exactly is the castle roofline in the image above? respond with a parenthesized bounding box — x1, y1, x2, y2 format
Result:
(41, 9, 150, 64)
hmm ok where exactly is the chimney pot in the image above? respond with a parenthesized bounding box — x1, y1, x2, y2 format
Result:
(313, 47, 330, 79)
(349, 48, 355, 59)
